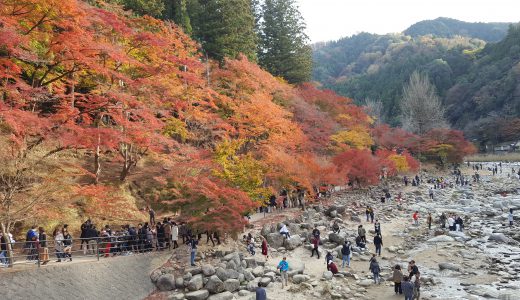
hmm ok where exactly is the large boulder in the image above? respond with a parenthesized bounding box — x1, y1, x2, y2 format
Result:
(202, 264, 216, 276)
(205, 275, 225, 294)
(156, 274, 176, 291)
(322, 271, 333, 280)
(438, 262, 461, 272)
(207, 291, 234, 300)
(427, 235, 455, 243)
(260, 277, 272, 287)
(242, 269, 255, 281)
(288, 260, 305, 276)
(285, 234, 303, 250)
(488, 233, 510, 243)
(448, 231, 471, 241)
(329, 232, 346, 245)
(252, 266, 265, 277)
(243, 257, 258, 268)
(266, 232, 285, 248)
(215, 267, 230, 281)
(186, 266, 202, 275)
(261, 224, 274, 237)
(188, 274, 204, 291)
(223, 279, 240, 292)
(292, 274, 310, 284)
(185, 290, 210, 300)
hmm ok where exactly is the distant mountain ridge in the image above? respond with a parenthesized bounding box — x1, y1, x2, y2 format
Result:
(404, 17, 512, 42)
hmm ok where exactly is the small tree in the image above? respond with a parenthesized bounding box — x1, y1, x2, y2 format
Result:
(400, 71, 448, 134)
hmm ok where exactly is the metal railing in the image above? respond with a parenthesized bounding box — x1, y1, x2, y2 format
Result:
(0, 235, 176, 269)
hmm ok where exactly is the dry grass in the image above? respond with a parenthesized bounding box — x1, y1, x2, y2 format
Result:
(466, 153, 520, 162)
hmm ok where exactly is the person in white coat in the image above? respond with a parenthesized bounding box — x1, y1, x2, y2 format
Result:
(171, 222, 179, 249)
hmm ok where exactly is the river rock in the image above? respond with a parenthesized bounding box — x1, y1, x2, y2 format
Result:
(358, 279, 373, 287)
(185, 290, 210, 300)
(266, 233, 285, 248)
(292, 274, 310, 284)
(202, 264, 216, 276)
(243, 269, 255, 281)
(285, 234, 303, 250)
(223, 279, 240, 292)
(323, 271, 333, 280)
(205, 275, 225, 294)
(156, 274, 176, 291)
(428, 235, 455, 243)
(188, 274, 204, 291)
(216, 268, 230, 281)
(260, 277, 272, 286)
(252, 266, 264, 277)
(207, 291, 233, 300)
(488, 233, 510, 243)
(439, 262, 461, 272)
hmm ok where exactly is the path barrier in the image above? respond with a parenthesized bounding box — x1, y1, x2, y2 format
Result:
(0, 235, 172, 270)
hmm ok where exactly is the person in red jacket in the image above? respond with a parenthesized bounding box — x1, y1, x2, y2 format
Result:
(413, 211, 419, 226)
(261, 237, 269, 261)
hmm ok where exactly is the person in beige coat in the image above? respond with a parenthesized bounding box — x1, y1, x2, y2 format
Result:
(393, 264, 403, 295)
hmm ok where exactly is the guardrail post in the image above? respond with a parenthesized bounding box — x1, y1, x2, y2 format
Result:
(96, 238, 100, 261)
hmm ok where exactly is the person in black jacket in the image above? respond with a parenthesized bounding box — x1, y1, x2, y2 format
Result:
(408, 260, 419, 279)
(374, 233, 383, 256)
(38, 227, 50, 265)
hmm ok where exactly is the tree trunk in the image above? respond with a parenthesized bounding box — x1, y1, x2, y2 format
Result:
(94, 141, 101, 184)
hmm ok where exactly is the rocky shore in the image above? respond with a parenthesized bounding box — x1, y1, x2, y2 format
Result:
(150, 163, 520, 300)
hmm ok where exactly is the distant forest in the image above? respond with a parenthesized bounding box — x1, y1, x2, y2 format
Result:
(313, 19, 520, 149)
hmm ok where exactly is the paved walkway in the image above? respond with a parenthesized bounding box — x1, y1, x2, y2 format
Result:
(0, 251, 170, 300)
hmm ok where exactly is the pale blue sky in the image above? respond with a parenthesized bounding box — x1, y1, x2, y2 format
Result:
(296, 0, 520, 42)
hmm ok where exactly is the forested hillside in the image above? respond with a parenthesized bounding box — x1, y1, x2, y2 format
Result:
(0, 0, 474, 236)
(313, 21, 520, 146)
(404, 17, 511, 42)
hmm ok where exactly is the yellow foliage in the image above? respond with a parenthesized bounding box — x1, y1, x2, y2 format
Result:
(214, 140, 270, 202)
(330, 126, 373, 151)
(388, 154, 409, 172)
(163, 118, 189, 142)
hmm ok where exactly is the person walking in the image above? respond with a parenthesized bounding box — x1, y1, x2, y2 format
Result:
(373, 233, 383, 256)
(402, 276, 414, 300)
(427, 213, 433, 230)
(413, 271, 421, 300)
(370, 208, 375, 223)
(255, 282, 266, 300)
(261, 237, 269, 261)
(163, 218, 172, 250)
(311, 235, 320, 259)
(428, 188, 434, 200)
(62, 227, 73, 261)
(53, 226, 64, 262)
(413, 211, 419, 226)
(509, 208, 514, 227)
(374, 220, 381, 235)
(189, 235, 198, 266)
(393, 265, 403, 295)
(148, 206, 156, 226)
(38, 227, 50, 265)
(277, 257, 289, 288)
(365, 206, 370, 222)
(341, 240, 351, 268)
(312, 225, 321, 240)
(447, 215, 455, 231)
(369, 255, 381, 284)
(171, 222, 179, 249)
(25, 225, 38, 261)
(358, 225, 366, 243)
(440, 213, 447, 229)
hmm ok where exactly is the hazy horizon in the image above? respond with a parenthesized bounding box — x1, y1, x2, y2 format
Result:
(296, 0, 520, 43)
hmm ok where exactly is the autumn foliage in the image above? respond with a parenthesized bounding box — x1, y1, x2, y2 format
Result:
(0, 0, 476, 235)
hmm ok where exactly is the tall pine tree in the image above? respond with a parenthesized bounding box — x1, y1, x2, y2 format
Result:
(189, 0, 257, 62)
(163, 0, 192, 34)
(259, 0, 312, 84)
